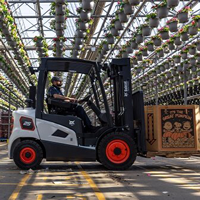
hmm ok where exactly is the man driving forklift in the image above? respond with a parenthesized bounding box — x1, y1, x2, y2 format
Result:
(48, 76, 98, 133)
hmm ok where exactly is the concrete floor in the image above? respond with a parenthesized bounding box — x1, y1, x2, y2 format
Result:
(1, 142, 200, 200)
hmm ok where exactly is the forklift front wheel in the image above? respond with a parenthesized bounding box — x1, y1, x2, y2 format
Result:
(13, 140, 43, 170)
(98, 132, 137, 170)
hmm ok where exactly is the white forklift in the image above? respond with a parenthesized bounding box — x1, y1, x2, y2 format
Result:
(8, 58, 146, 170)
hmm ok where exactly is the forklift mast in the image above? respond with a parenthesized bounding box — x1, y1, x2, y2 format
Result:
(107, 58, 134, 137)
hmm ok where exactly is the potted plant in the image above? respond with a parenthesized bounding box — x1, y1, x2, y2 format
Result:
(101, 40, 109, 51)
(135, 51, 143, 61)
(145, 40, 154, 51)
(77, 7, 91, 21)
(189, 57, 196, 66)
(125, 41, 133, 53)
(76, 18, 89, 31)
(163, 60, 170, 70)
(128, 0, 140, 6)
(196, 53, 200, 63)
(180, 47, 188, 59)
(167, 0, 179, 8)
(139, 46, 148, 56)
(183, 60, 189, 68)
(81, 0, 94, 11)
(195, 40, 200, 51)
(150, 69, 157, 77)
(156, 47, 164, 58)
(173, 54, 181, 63)
(177, 6, 192, 23)
(146, 12, 159, 28)
(152, 1, 168, 19)
(188, 21, 198, 36)
(141, 23, 151, 36)
(135, 66, 143, 74)
(119, 1, 133, 15)
(116, 9, 128, 24)
(167, 38, 175, 50)
(109, 24, 119, 36)
(135, 27, 143, 44)
(192, 15, 200, 29)
(75, 29, 85, 38)
(130, 37, 138, 49)
(132, 56, 138, 65)
(152, 35, 162, 46)
(120, 49, 128, 58)
(173, 34, 182, 46)
(158, 26, 169, 40)
(179, 25, 189, 41)
(105, 32, 115, 44)
(166, 18, 179, 32)
(187, 43, 197, 55)
(159, 64, 165, 72)
(177, 64, 183, 73)
(111, 17, 123, 31)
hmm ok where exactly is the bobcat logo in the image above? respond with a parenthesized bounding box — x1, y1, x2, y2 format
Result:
(23, 121, 32, 126)
(69, 120, 75, 126)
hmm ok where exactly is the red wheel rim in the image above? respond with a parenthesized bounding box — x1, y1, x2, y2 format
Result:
(106, 139, 130, 164)
(20, 147, 36, 164)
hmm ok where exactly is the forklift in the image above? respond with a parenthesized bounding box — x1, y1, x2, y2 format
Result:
(8, 58, 146, 170)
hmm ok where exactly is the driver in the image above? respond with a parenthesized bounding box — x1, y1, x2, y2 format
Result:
(48, 76, 98, 133)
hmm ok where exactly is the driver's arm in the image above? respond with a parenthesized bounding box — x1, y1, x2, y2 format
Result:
(53, 94, 77, 102)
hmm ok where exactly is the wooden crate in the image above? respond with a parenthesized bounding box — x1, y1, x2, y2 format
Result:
(144, 105, 200, 152)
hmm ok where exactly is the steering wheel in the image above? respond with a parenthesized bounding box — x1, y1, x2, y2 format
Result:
(78, 94, 91, 104)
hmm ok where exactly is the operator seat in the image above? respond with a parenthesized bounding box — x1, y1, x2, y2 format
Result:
(46, 97, 76, 116)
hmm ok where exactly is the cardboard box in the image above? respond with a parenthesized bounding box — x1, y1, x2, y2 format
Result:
(145, 105, 200, 152)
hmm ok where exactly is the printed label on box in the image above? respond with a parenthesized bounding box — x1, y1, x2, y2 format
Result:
(161, 109, 195, 148)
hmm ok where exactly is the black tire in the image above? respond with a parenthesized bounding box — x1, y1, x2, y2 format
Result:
(13, 140, 43, 170)
(97, 132, 137, 170)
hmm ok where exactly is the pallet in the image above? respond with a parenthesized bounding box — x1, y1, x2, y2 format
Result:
(145, 151, 200, 158)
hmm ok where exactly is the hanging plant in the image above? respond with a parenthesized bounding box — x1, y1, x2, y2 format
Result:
(118, 0, 134, 15)
(139, 46, 148, 56)
(189, 57, 196, 66)
(180, 47, 188, 59)
(116, 9, 128, 24)
(152, 0, 168, 19)
(105, 32, 115, 44)
(188, 21, 198, 36)
(172, 33, 182, 46)
(135, 27, 143, 44)
(156, 47, 164, 58)
(173, 54, 181, 63)
(132, 56, 138, 65)
(146, 12, 159, 28)
(177, 6, 192, 23)
(192, 15, 200, 29)
(77, 7, 91, 21)
(166, 18, 179, 32)
(158, 26, 169, 40)
(130, 37, 138, 49)
(195, 40, 200, 51)
(142, 59, 152, 68)
(167, 0, 179, 8)
(109, 24, 119, 36)
(179, 25, 189, 41)
(187, 43, 197, 55)
(141, 23, 151, 36)
(125, 41, 133, 53)
(145, 40, 154, 51)
(152, 35, 162, 46)
(135, 51, 143, 61)
(195, 53, 200, 63)
(112, 17, 123, 31)
(182, 60, 189, 68)
(166, 38, 175, 50)
(81, 0, 94, 11)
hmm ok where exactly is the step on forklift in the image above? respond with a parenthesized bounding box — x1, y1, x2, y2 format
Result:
(8, 58, 146, 170)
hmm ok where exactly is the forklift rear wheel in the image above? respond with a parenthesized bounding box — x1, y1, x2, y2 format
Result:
(98, 132, 137, 170)
(13, 140, 43, 170)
